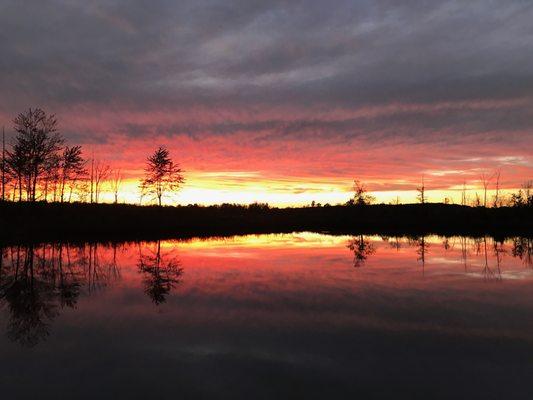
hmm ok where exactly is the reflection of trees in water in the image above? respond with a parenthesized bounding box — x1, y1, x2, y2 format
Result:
(472, 237, 483, 256)
(0, 243, 122, 347)
(416, 237, 428, 269)
(406, 236, 430, 273)
(0, 240, 184, 346)
(362, 236, 532, 278)
(460, 236, 469, 271)
(81, 243, 122, 293)
(492, 239, 506, 280)
(482, 237, 502, 281)
(138, 241, 183, 305)
(347, 235, 375, 268)
(381, 236, 402, 251)
(512, 237, 532, 269)
(0, 246, 59, 347)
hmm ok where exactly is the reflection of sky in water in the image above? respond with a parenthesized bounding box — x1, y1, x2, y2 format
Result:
(0, 234, 532, 398)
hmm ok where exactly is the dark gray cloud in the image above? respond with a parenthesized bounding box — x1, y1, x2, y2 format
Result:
(1, 0, 533, 148)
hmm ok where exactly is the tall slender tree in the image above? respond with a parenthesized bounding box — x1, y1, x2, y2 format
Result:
(93, 160, 110, 203)
(492, 170, 501, 208)
(479, 172, 493, 208)
(141, 146, 184, 206)
(111, 169, 123, 204)
(416, 177, 426, 204)
(461, 181, 467, 206)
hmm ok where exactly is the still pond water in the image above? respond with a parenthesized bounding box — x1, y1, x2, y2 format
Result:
(0, 233, 532, 399)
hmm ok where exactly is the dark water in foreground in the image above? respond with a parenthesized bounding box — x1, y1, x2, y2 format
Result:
(0, 234, 532, 399)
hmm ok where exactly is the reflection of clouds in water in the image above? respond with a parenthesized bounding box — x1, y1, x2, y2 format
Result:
(0, 234, 531, 348)
(0, 243, 149, 346)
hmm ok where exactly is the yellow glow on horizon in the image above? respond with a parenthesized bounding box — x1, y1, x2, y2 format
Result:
(157, 233, 472, 253)
(88, 171, 523, 207)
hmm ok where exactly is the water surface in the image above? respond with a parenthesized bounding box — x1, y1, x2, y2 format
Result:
(1, 234, 532, 399)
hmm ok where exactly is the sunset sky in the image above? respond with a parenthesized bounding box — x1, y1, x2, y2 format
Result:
(1, 0, 532, 205)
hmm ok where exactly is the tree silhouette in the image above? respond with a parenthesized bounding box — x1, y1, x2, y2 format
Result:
(111, 169, 123, 204)
(492, 170, 501, 208)
(347, 179, 375, 206)
(479, 172, 494, 208)
(92, 160, 110, 204)
(141, 146, 184, 206)
(6, 108, 63, 201)
(59, 146, 86, 202)
(416, 178, 426, 204)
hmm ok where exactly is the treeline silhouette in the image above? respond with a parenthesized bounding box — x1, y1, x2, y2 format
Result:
(0, 201, 531, 244)
(1, 108, 532, 209)
(0, 108, 184, 204)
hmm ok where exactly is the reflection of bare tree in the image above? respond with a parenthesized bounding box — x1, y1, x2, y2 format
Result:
(138, 241, 183, 305)
(511, 237, 532, 269)
(482, 237, 501, 281)
(472, 238, 483, 256)
(0, 242, 123, 347)
(390, 236, 402, 251)
(381, 236, 402, 251)
(408, 236, 429, 273)
(78, 243, 122, 293)
(347, 235, 375, 268)
(492, 239, 506, 276)
(460, 237, 469, 271)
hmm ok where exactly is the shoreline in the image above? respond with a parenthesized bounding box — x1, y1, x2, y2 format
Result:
(1, 201, 532, 244)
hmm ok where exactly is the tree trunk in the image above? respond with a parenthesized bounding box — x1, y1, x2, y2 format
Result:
(18, 176, 22, 201)
(32, 167, 38, 201)
(60, 174, 66, 203)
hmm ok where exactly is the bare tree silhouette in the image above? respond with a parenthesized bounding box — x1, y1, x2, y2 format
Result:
(492, 170, 501, 208)
(111, 169, 123, 204)
(93, 161, 111, 204)
(461, 181, 467, 206)
(416, 178, 426, 204)
(479, 172, 494, 208)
